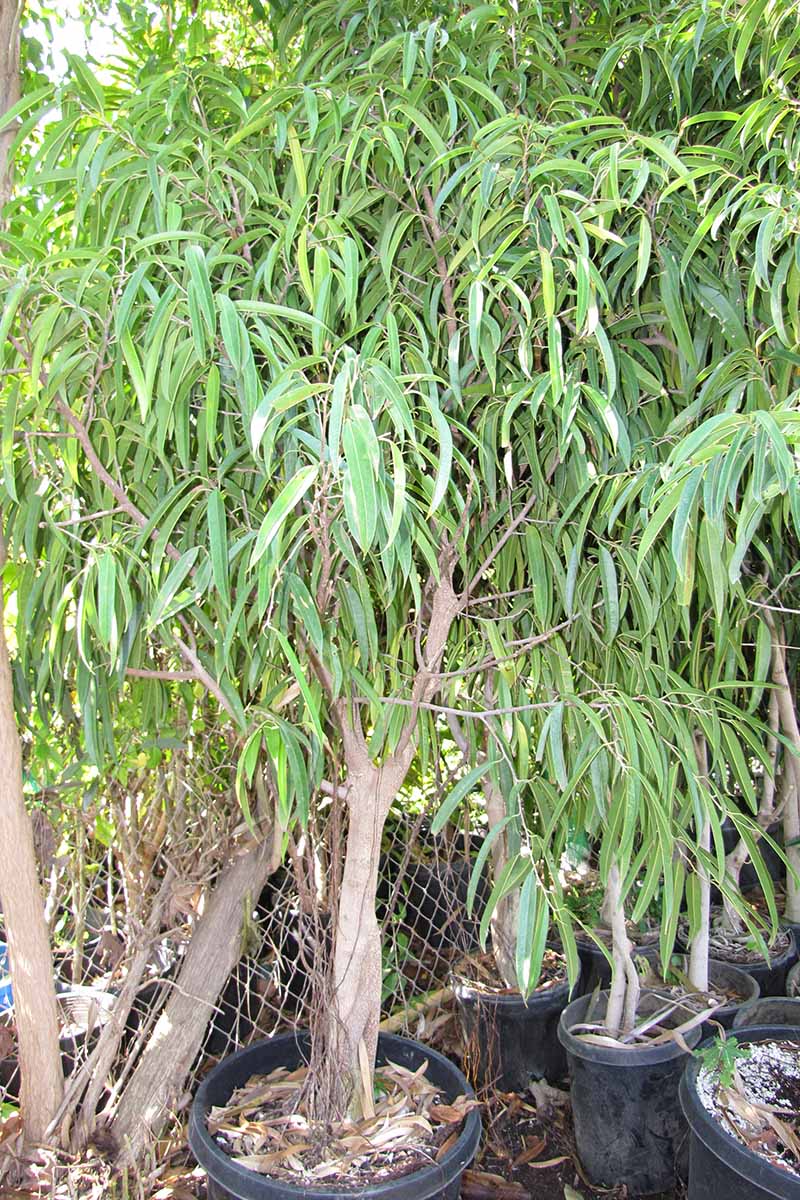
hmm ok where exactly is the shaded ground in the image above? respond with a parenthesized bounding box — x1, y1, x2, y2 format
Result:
(0, 1088, 687, 1200)
(0, 1003, 688, 1200)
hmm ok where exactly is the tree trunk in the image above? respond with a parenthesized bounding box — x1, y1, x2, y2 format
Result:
(0, 569, 63, 1142)
(783, 769, 800, 922)
(483, 779, 518, 990)
(323, 777, 389, 1121)
(688, 733, 711, 992)
(603, 861, 639, 1038)
(0, 0, 64, 1150)
(764, 613, 800, 922)
(0, 0, 21, 205)
(112, 831, 276, 1168)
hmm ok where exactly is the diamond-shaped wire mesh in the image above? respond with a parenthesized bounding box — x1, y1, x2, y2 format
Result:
(0, 769, 488, 1123)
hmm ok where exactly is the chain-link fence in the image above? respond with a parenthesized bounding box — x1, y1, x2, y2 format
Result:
(0, 768, 488, 1144)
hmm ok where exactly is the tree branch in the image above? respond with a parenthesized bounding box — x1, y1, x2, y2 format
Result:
(420, 186, 457, 342)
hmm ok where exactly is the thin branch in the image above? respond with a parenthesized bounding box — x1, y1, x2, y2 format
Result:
(420, 186, 457, 342)
(126, 668, 198, 682)
(368, 696, 555, 719)
(431, 614, 577, 680)
(172, 631, 235, 720)
(465, 493, 538, 599)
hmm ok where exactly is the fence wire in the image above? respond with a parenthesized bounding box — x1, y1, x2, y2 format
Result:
(0, 778, 488, 1127)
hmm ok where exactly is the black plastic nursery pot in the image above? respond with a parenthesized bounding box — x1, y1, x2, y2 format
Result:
(558, 990, 701, 1194)
(577, 932, 660, 994)
(788, 960, 800, 997)
(733, 929, 798, 998)
(667, 958, 760, 1038)
(453, 969, 578, 1090)
(722, 819, 785, 891)
(785, 930, 800, 975)
(189, 1031, 482, 1200)
(0, 986, 115, 1097)
(401, 860, 486, 951)
(733, 997, 800, 1028)
(680, 1024, 800, 1199)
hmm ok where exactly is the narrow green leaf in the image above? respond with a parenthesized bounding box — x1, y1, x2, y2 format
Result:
(342, 405, 380, 552)
(250, 465, 318, 567)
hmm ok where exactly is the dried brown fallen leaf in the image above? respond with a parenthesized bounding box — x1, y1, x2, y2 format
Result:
(527, 1155, 570, 1169)
(429, 1101, 477, 1124)
(234, 1144, 312, 1172)
(511, 1135, 546, 1167)
(435, 1130, 459, 1161)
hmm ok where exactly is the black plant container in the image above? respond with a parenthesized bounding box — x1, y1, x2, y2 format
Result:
(733, 996, 800, 1028)
(733, 929, 797, 998)
(453, 970, 579, 1090)
(0, 986, 115, 1098)
(558, 990, 701, 1194)
(577, 932, 661, 994)
(721, 820, 785, 892)
(680, 1024, 800, 1199)
(189, 1031, 481, 1200)
(665, 958, 760, 1040)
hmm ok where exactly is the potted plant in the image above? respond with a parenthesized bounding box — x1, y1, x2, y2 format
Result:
(680, 1026, 800, 1200)
(5, 0, 800, 1181)
(555, 684, 771, 1194)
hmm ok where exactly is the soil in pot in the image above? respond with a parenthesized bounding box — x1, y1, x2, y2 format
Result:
(452, 948, 576, 1090)
(740, 884, 800, 954)
(557, 988, 702, 1193)
(0, 986, 115, 1098)
(189, 1031, 481, 1200)
(681, 1025, 800, 1198)
(678, 912, 797, 997)
(643, 958, 760, 1039)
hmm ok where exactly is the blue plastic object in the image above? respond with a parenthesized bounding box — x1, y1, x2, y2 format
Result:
(0, 942, 12, 1011)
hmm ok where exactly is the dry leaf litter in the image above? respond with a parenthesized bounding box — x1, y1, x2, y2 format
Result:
(207, 1059, 478, 1189)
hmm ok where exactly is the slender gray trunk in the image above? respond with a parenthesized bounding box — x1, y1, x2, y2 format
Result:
(483, 778, 518, 990)
(602, 862, 639, 1038)
(0, 0, 64, 1148)
(764, 614, 800, 922)
(688, 733, 711, 992)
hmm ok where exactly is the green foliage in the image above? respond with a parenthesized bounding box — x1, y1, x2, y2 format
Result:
(696, 1034, 752, 1089)
(2, 0, 798, 997)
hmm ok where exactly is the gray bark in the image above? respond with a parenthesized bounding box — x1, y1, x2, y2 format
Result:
(112, 831, 276, 1167)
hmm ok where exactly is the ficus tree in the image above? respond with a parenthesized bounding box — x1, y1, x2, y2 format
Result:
(0, 0, 598, 1128)
(2, 0, 800, 1153)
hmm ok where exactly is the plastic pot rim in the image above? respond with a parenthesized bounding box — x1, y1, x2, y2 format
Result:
(189, 1030, 482, 1200)
(662, 957, 760, 1022)
(558, 990, 702, 1066)
(704, 927, 796, 971)
(732, 997, 800, 1028)
(680, 1023, 800, 1198)
(451, 972, 575, 1010)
